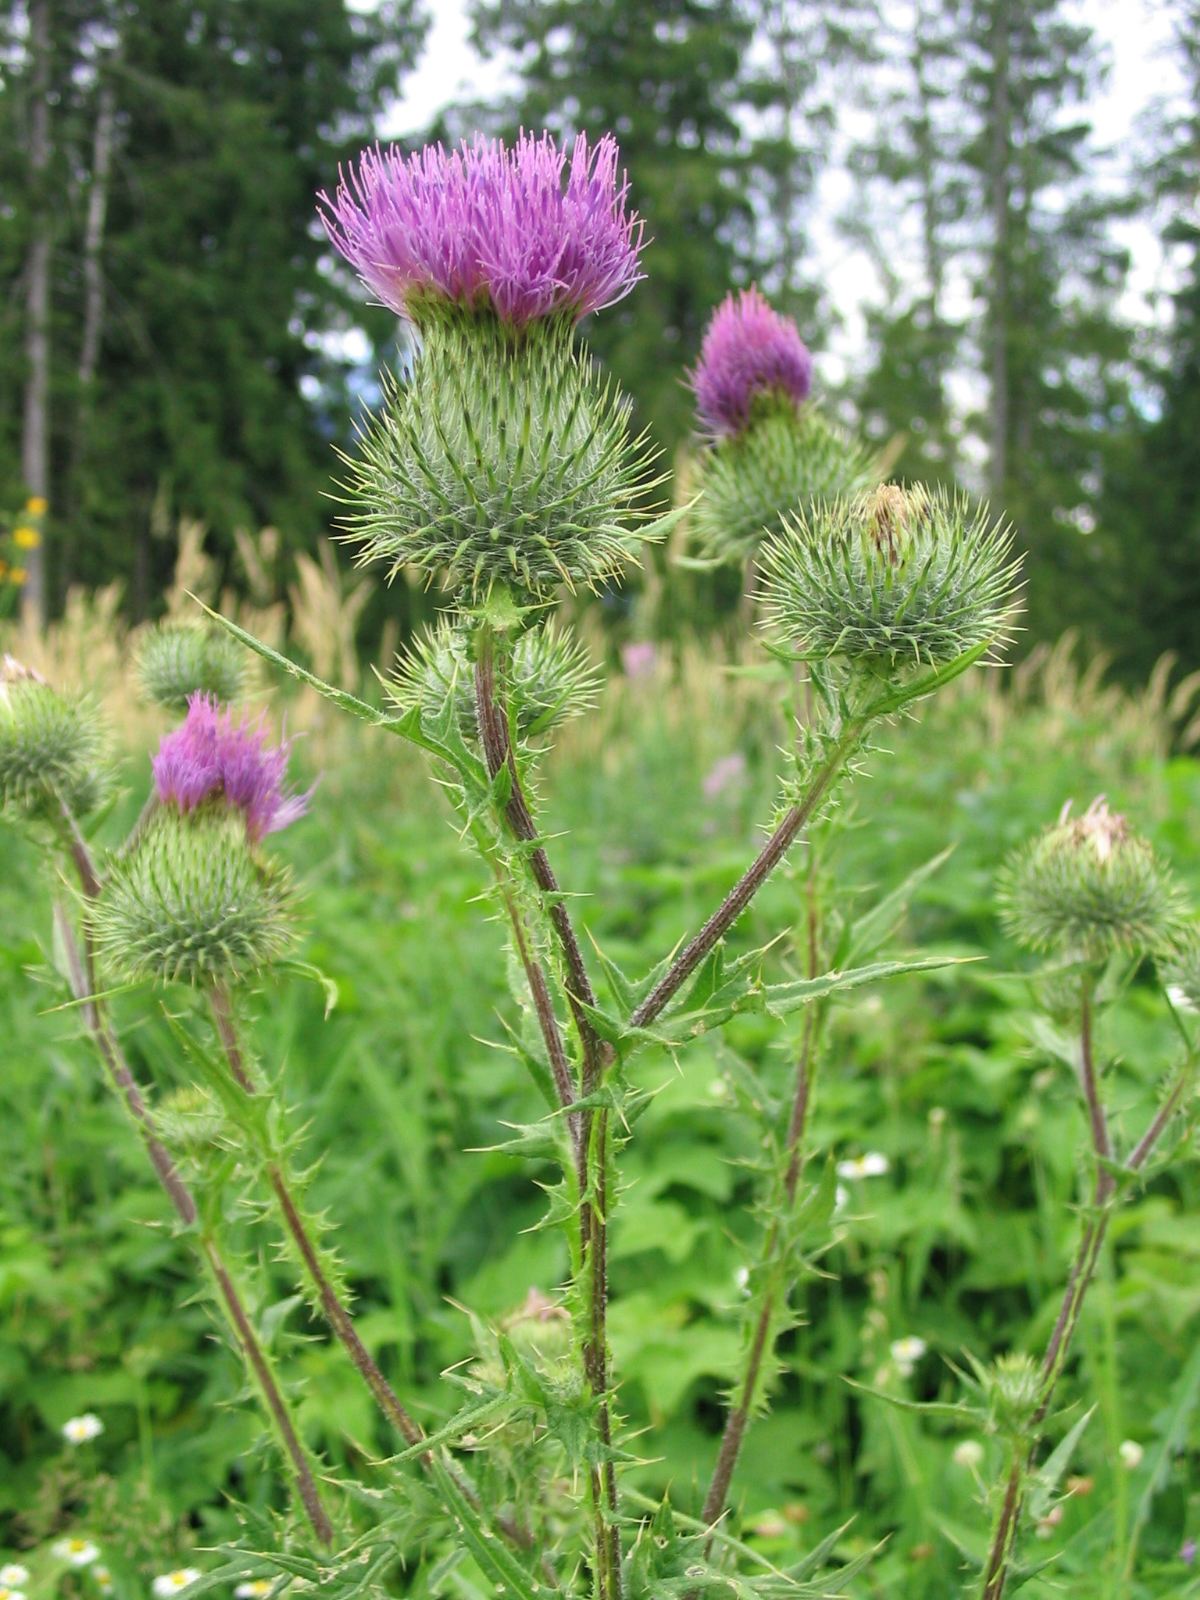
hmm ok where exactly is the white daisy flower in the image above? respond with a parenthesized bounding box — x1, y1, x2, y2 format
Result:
(0, 1585, 27, 1600)
(890, 1336, 927, 1377)
(0, 1569, 30, 1588)
(94, 1568, 113, 1592)
(953, 1440, 984, 1469)
(152, 1573, 202, 1599)
(235, 1583, 275, 1599)
(1118, 1439, 1144, 1470)
(53, 1540, 100, 1568)
(62, 1414, 104, 1445)
(836, 1152, 889, 1180)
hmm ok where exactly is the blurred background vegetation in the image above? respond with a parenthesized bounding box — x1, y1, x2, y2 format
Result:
(6, 0, 1200, 676)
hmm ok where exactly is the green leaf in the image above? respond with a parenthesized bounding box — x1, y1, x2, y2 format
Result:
(843, 1377, 984, 1424)
(642, 495, 701, 545)
(1025, 1405, 1095, 1521)
(764, 954, 975, 1019)
(867, 637, 996, 718)
(281, 959, 340, 1017)
(430, 1457, 543, 1600)
(844, 847, 955, 965)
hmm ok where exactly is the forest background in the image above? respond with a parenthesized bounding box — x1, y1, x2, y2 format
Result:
(7, 0, 1200, 671)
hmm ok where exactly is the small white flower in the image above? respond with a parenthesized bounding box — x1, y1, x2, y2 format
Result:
(1118, 1439, 1144, 1470)
(0, 1585, 27, 1600)
(0, 1570, 30, 1589)
(1167, 985, 1198, 1015)
(94, 1568, 113, 1592)
(953, 1440, 984, 1469)
(235, 1583, 275, 1600)
(890, 1336, 927, 1376)
(62, 1414, 104, 1444)
(836, 1152, 889, 1180)
(53, 1540, 100, 1568)
(152, 1573, 202, 1599)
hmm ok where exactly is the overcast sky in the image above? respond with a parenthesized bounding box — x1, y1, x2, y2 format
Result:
(372, 0, 1186, 374)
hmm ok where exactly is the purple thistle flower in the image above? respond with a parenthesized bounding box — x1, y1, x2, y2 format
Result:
(690, 287, 813, 437)
(153, 694, 314, 843)
(321, 131, 644, 328)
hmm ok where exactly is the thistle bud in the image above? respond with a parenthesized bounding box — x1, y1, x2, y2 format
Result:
(1159, 924, 1200, 1011)
(0, 656, 107, 817)
(155, 1084, 225, 1151)
(986, 1352, 1042, 1435)
(999, 798, 1180, 963)
(135, 620, 245, 711)
(324, 133, 653, 603)
(92, 807, 295, 986)
(759, 485, 1019, 672)
(388, 618, 600, 743)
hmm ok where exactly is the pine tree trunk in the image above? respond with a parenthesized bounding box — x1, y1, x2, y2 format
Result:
(987, 0, 1011, 502)
(21, 0, 52, 629)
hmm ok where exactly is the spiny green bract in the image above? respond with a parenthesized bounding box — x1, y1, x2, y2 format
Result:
(92, 807, 295, 986)
(998, 799, 1181, 962)
(689, 401, 878, 564)
(759, 484, 1019, 671)
(986, 1352, 1042, 1435)
(135, 620, 245, 710)
(0, 674, 107, 818)
(340, 308, 654, 603)
(155, 1084, 225, 1150)
(1160, 923, 1200, 1011)
(388, 617, 601, 743)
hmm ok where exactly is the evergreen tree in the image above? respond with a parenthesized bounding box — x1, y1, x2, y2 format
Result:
(0, 0, 424, 617)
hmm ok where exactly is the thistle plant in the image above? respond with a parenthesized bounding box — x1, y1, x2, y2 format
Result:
(685, 288, 877, 566)
(28, 125, 1183, 1600)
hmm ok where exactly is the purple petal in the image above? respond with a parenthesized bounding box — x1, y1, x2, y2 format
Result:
(690, 287, 813, 437)
(320, 131, 644, 328)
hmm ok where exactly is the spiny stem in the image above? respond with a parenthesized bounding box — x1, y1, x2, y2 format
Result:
(205, 990, 426, 1450)
(52, 893, 332, 1545)
(628, 728, 861, 1031)
(978, 993, 1185, 1600)
(701, 871, 822, 1532)
(474, 638, 620, 1600)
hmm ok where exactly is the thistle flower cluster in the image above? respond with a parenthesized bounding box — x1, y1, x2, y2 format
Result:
(685, 291, 875, 563)
(759, 485, 1019, 672)
(388, 618, 600, 743)
(326, 133, 654, 605)
(999, 798, 1181, 962)
(135, 620, 246, 710)
(0, 655, 106, 817)
(323, 132, 643, 328)
(153, 694, 313, 842)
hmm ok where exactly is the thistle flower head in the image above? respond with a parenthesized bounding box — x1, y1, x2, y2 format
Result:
(690, 287, 813, 438)
(135, 620, 245, 711)
(0, 656, 107, 818)
(759, 485, 1019, 672)
(986, 1352, 1042, 1434)
(999, 798, 1181, 963)
(388, 617, 600, 743)
(342, 313, 653, 602)
(153, 694, 313, 842)
(323, 131, 643, 328)
(92, 807, 296, 987)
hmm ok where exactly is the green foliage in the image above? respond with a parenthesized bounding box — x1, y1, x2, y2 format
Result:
(133, 623, 246, 712)
(4, 655, 1200, 1593)
(92, 807, 295, 986)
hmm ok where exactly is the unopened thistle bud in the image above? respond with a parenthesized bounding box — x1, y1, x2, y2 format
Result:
(687, 289, 876, 563)
(1159, 924, 1200, 1011)
(155, 1084, 225, 1151)
(92, 807, 295, 986)
(986, 1352, 1042, 1436)
(324, 133, 654, 603)
(388, 617, 600, 742)
(0, 656, 107, 817)
(758, 485, 1019, 672)
(135, 620, 245, 711)
(999, 798, 1180, 963)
